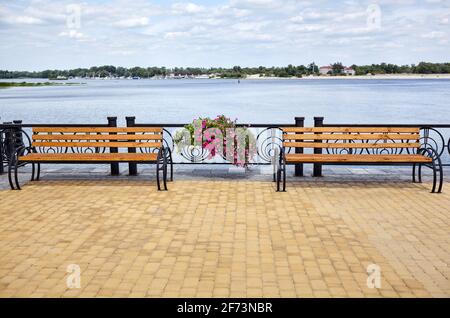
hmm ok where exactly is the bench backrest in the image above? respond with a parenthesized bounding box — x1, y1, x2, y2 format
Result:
(282, 127, 421, 154)
(31, 127, 163, 153)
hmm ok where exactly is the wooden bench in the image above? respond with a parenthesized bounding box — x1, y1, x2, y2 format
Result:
(277, 127, 443, 193)
(8, 127, 173, 191)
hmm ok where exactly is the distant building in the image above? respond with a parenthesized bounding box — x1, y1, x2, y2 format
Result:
(195, 75, 210, 79)
(344, 67, 356, 76)
(319, 65, 355, 76)
(319, 66, 333, 75)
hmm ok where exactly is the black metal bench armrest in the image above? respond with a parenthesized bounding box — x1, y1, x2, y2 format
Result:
(415, 146, 443, 193)
(15, 145, 38, 158)
(418, 146, 440, 160)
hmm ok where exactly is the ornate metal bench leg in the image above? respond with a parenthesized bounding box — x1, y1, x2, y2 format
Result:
(431, 161, 437, 193)
(36, 163, 41, 181)
(163, 161, 168, 191)
(420, 147, 443, 194)
(276, 167, 281, 192)
(14, 159, 22, 190)
(8, 156, 16, 190)
(156, 162, 161, 191)
(31, 163, 35, 181)
(436, 166, 443, 194)
(435, 153, 444, 194)
(156, 148, 167, 191)
(282, 162, 286, 192)
(166, 148, 173, 182)
(418, 164, 423, 183)
(412, 163, 423, 183)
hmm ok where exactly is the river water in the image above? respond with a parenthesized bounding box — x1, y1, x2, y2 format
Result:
(1, 78, 450, 126)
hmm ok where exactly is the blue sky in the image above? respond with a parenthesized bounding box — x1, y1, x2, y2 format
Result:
(0, 0, 449, 70)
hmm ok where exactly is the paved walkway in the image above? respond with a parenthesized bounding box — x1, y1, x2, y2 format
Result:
(0, 166, 449, 297)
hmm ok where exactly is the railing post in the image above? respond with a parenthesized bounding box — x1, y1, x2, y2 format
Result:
(3, 122, 13, 166)
(12, 120, 24, 150)
(294, 117, 305, 177)
(107, 117, 120, 176)
(3, 120, 23, 169)
(126, 116, 138, 176)
(0, 125, 4, 175)
(313, 117, 324, 177)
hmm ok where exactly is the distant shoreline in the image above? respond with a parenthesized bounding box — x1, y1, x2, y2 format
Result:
(0, 81, 84, 88)
(2, 74, 450, 83)
(244, 74, 450, 80)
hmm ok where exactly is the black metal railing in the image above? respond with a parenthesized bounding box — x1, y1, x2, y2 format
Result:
(1, 116, 449, 177)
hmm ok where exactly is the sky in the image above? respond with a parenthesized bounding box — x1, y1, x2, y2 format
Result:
(0, 0, 449, 70)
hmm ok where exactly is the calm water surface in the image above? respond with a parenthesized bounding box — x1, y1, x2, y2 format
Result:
(1, 78, 449, 126)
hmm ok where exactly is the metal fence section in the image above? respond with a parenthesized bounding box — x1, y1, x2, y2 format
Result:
(1, 117, 449, 177)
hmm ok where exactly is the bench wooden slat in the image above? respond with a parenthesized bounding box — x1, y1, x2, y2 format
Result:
(283, 142, 421, 149)
(282, 127, 420, 133)
(32, 134, 163, 141)
(33, 127, 163, 133)
(32, 141, 163, 148)
(283, 133, 419, 141)
(19, 153, 158, 162)
(285, 154, 431, 163)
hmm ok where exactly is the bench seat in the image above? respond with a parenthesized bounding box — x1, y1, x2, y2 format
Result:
(285, 154, 432, 163)
(19, 153, 158, 162)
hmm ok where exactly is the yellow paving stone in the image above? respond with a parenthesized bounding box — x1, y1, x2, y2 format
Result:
(0, 179, 448, 298)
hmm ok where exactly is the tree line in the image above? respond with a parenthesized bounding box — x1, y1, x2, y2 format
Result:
(351, 62, 450, 75)
(1, 62, 449, 79)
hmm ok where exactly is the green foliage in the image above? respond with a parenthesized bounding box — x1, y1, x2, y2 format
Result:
(1, 62, 450, 79)
(351, 62, 450, 75)
(174, 115, 237, 145)
(0, 82, 81, 88)
(331, 62, 344, 75)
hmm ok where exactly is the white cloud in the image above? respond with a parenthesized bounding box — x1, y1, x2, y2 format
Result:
(233, 21, 268, 31)
(3, 15, 45, 25)
(171, 3, 205, 14)
(1, 0, 450, 69)
(164, 31, 190, 39)
(23, 5, 66, 23)
(59, 30, 85, 39)
(114, 17, 149, 28)
(108, 49, 136, 56)
(287, 24, 326, 33)
(230, 0, 279, 9)
(289, 15, 304, 23)
(209, 5, 252, 18)
(234, 32, 273, 42)
(421, 31, 446, 39)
